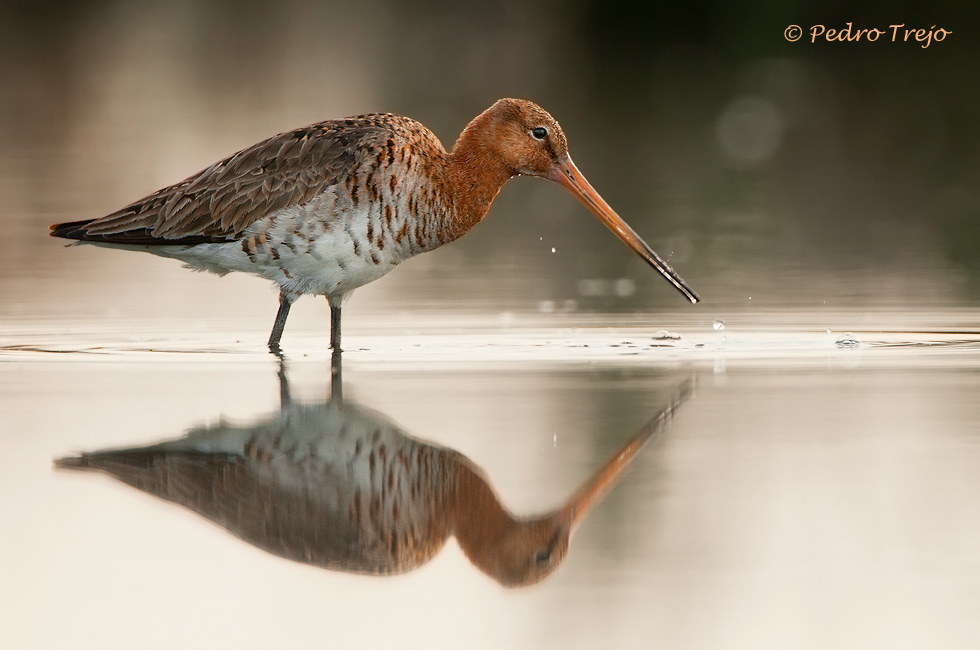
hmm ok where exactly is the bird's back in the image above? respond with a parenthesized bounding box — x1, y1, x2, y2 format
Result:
(50, 113, 447, 246)
(50, 113, 459, 299)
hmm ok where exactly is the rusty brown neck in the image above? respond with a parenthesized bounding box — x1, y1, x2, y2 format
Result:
(445, 114, 515, 240)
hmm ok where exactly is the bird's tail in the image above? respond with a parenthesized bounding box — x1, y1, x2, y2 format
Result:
(49, 219, 98, 241)
(49, 219, 226, 245)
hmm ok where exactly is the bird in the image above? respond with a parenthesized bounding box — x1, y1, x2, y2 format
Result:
(50, 99, 700, 352)
(54, 355, 693, 587)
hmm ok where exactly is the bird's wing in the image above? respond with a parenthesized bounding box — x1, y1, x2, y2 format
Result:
(54, 120, 393, 245)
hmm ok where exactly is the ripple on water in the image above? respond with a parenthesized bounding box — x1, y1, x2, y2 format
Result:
(2, 323, 979, 368)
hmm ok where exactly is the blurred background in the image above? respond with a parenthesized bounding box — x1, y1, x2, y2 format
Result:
(2, 0, 978, 333)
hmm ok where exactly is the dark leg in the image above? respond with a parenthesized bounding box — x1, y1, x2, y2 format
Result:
(268, 292, 292, 353)
(328, 298, 342, 351)
(277, 356, 292, 409)
(330, 347, 343, 403)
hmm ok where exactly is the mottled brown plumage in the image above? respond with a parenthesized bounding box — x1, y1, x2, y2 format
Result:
(51, 115, 443, 248)
(51, 99, 699, 351)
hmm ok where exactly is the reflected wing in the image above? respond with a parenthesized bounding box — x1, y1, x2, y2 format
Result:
(50, 119, 392, 245)
(58, 448, 373, 568)
(55, 402, 456, 575)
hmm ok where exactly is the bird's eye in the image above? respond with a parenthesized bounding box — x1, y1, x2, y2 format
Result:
(533, 548, 551, 564)
(530, 127, 548, 140)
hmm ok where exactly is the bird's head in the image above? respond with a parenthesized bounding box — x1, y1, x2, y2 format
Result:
(474, 98, 570, 178)
(456, 98, 700, 304)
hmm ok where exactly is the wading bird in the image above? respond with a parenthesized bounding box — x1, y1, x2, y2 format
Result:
(51, 99, 699, 351)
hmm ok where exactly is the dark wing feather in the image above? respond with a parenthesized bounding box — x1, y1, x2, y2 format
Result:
(51, 120, 392, 245)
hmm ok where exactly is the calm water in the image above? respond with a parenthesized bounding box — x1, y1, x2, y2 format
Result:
(3, 2, 980, 648)
(3, 329, 980, 649)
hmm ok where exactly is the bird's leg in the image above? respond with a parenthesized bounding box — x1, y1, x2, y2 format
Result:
(330, 347, 343, 403)
(327, 296, 342, 351)
(268, 292, 292, 353)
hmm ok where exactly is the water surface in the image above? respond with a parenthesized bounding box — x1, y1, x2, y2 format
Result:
(3, 328, 980, 649)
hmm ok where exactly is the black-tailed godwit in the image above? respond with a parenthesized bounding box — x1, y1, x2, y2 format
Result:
(51, 99, 699, 351)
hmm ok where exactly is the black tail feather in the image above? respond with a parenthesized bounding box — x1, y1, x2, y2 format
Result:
(49, 219, 98, 241)
(49, 220, 231, 245)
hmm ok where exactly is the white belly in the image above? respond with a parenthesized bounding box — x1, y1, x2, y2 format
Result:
(160, 235, 396, 298)
(130, 196, 409, 299)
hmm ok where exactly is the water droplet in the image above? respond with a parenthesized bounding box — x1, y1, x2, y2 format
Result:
(551, 247, 556, 253)
(836, 333, 860, 348)
(652, 330, 680, 340)
(713, 319, 726, 331)
(537, 300, 555, 313)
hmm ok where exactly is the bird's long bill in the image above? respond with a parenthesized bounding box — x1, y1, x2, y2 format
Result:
(549, 157, 700, 303)
(560, 379, 695, 529)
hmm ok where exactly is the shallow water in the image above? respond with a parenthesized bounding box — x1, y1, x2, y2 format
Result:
(3, 326, 980, 649)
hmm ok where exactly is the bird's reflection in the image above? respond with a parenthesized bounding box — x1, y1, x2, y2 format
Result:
(56, 352, 692, 587)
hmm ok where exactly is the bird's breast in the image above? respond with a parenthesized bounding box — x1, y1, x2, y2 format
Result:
(245, 163, 452, 296)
